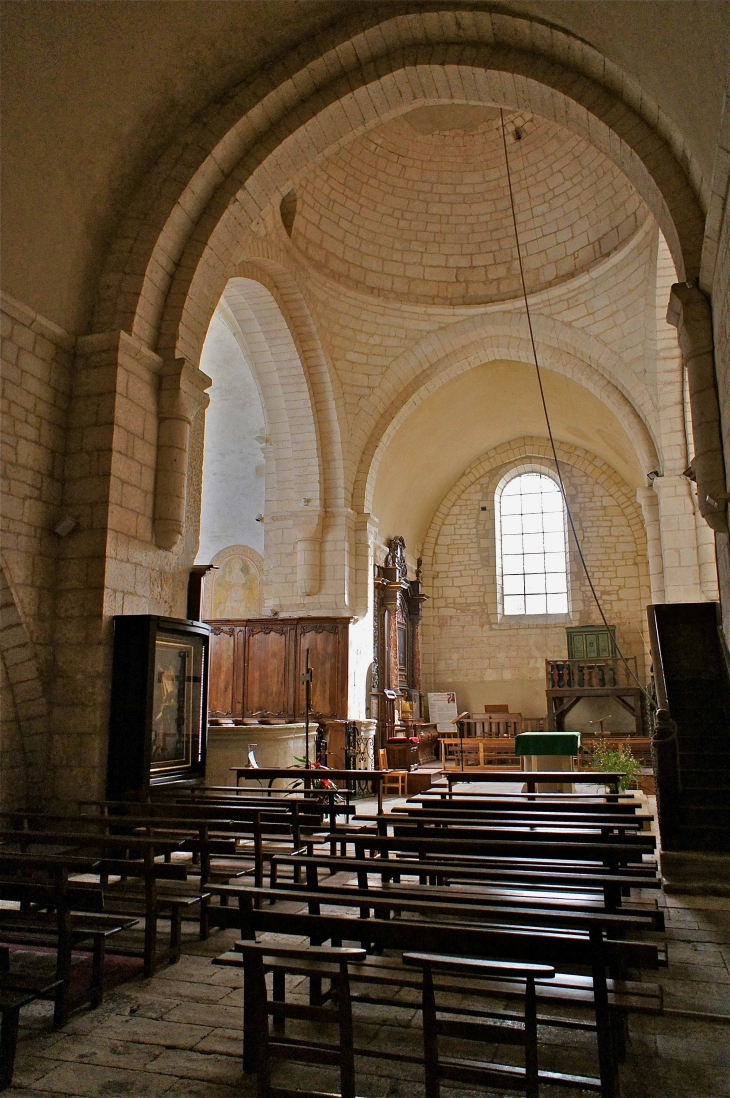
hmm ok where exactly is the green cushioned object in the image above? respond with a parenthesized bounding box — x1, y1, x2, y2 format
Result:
(515, 731, 580, 756)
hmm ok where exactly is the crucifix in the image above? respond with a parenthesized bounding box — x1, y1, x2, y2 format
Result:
(301, 648, 313, 767)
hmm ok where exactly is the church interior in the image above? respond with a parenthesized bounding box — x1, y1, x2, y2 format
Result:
(1, 2, 730, 1095)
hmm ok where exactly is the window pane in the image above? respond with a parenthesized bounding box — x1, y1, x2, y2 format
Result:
(501, 514, 523, 535)
(541, 492, 563, 512)
(502, 554, 524, 575)
(545, 552, 566, 572)
(503, 574, 524, 595)
(520, 512, 541, 534)
(523, 552, 544, 573)
(546, 572, 567, 593)
(521, 493, 543, 514)
(547, 593, 569, 613)
(525, 594, 547, 614)
(542, 511, 563, 532)
(501, 494, 522, 516)
(502, 533, 524, 554)
(522, 533, 544, 554)
(543, 531, 565, 553)
(503, 595, 526, 615)
(525, 573, 547, 594)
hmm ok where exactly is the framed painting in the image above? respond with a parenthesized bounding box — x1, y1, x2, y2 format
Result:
(107, 616, 210, 798)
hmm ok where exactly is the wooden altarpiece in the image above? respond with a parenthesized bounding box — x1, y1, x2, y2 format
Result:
(371, 537, 435, 760)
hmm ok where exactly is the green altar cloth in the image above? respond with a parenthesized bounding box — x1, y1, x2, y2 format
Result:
(515, 731, 580, 756)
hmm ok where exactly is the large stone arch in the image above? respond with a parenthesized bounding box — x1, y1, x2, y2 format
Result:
(354, 313, 661, 517)
(91, 8, 707, 361)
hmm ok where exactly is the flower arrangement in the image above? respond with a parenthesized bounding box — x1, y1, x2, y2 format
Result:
(589, 739, 642, 792)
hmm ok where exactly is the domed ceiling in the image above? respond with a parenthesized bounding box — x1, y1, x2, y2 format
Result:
(287, 107, 648, 306)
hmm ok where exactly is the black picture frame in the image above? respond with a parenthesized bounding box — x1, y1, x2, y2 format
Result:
(107, 615, 210, 799)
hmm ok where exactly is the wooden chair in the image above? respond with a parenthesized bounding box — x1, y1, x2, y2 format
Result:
(377, 748, 409, 797)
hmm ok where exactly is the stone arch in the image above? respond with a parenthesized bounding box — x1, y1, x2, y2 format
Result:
(92, 8, 706, 361)
(422, 436, 648, 566)
(0, 562, 49, 808)
(356, 314, 660, 517)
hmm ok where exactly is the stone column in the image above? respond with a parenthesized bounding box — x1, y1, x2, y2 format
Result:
(153, 358, 211, 550)
(653, 475, 704, 602)
(636, 486, 666, 604)
(667, 284, 728, 534)
(293, 511, 323, 597)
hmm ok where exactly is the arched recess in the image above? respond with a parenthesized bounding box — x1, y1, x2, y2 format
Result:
(92, 14, 706, 361)
(0, 562, 49, 809)
(356, 318, 660, 520)
(214, 274, 327, 601)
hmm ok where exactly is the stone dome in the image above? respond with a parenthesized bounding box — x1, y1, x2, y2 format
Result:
(288, 108, 648, 306)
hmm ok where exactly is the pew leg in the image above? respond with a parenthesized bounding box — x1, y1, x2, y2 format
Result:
(169, 906, 182, 964)
(272, 969, 286, 1034)
(524, 975, 539, 1098)
(610, 1009, 628, 1063)
(243, 954, 270, 1095)
(336, 969, 356, 1098)
(590, 930, 620, 1098)
(199, 896, 209, 941)
(90, 934, 106, 1008)
(0, 1006, 20, 1090)
(421, 964, 440, 1098)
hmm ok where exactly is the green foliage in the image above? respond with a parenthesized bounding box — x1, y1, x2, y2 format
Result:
(589, 739, 643, 792)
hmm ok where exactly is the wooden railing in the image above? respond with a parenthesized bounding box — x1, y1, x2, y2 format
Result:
(546, 657, 638, 690)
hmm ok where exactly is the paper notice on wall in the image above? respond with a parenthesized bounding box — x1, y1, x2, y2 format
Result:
(427, 692, 458, 732)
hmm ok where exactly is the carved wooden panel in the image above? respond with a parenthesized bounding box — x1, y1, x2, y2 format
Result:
(295, 621, 348, 719)
(204, 617, 350, 721)
(208, 625, 241, 717)
(244, 622, 295, 717)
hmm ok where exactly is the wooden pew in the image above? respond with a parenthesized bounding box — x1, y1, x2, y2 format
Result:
(0, 853, 137, 1025)
(439, 771, 627, 796)
(267, 852, 663, 923)
(0, 829, 200, 976)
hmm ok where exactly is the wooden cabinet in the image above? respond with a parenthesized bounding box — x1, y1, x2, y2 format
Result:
(107, 615, 210, 798)
(207, 617, 349, 722)
(566, 625, 616, 659)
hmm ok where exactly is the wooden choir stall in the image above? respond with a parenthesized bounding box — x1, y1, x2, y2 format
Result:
(371, 537, 439, 769)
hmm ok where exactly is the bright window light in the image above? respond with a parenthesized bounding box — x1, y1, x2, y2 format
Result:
(497, 472, 568, 615)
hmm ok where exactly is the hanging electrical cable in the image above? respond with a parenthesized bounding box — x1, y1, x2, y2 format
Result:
(498, 109, 656, 711)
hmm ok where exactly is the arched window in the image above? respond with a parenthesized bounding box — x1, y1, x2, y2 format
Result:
(496, 470, 569, 616)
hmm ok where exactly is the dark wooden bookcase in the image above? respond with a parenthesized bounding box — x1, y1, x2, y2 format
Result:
(107, 615, 210, 799)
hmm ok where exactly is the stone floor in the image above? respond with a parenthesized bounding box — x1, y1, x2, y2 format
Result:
(6, 791, 730, 1098)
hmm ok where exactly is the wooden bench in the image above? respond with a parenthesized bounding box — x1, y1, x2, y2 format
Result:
(0, 828, 202, 976)
(0, 853, 137, 1024)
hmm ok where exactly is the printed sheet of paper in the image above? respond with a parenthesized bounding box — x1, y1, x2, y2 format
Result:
(427, 691, 458, 732)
